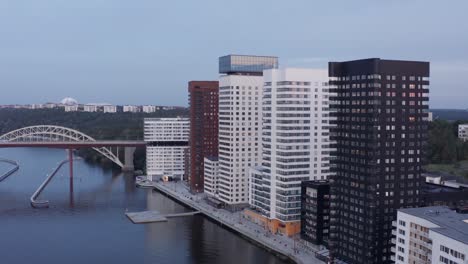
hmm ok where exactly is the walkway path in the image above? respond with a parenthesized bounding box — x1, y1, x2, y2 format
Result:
(136, 179, 324, 264)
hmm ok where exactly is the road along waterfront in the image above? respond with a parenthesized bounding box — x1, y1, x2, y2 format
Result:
(136, 178, 324, 264)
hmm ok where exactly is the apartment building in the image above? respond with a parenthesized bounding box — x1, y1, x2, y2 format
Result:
(123, 105, 141, 113)
(217, 54, 278, 210)
(458, 124, 468, 142)
(328, 58, 430, 263)
(300, 180, 331, 246)
(142, 105, 158, 113)
(246, 68, 334, 235)
(204, 157, 219, 197)
(144, 118, 189, 181)
(103, 105, 117, 113)
(188, 81, 219, 193)
(393, 206, 467, 264)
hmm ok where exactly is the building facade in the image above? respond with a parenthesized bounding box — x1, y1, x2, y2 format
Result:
(123, 105, 141, 113)
(204, 157, 219, 197)
(83, 104, 98, 112)
(188, 81, 219, 193)
(103, 105, 117, 113)
(144, 118, 189, 181)
(217, 55, 278, 209)
(142, 105, 158, 113)
(393, 206, 468, 264)
(328, 58, 430, 263)
(64, 105, 79, 112)
(300, 180, 330, 246)
(247, 68, 334, 236)
(458, 124, 468, 142)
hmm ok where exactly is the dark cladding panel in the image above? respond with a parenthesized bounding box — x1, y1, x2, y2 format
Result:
(329, 58, 430, 264)
(188, 81, 219, 193)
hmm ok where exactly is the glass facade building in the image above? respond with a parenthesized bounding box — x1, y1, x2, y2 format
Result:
(219, 55, 278, 75)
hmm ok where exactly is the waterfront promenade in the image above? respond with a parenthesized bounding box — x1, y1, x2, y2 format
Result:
(136, 179, 324, 264)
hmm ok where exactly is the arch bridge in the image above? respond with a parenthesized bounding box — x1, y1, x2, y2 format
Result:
(0, 125, 146, 171)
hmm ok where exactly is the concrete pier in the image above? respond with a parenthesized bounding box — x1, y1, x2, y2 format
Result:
(125, 210, 201, 224)
(122, 147, 136, 172)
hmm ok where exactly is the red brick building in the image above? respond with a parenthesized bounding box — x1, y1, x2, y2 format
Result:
(188, 81, 219, 193)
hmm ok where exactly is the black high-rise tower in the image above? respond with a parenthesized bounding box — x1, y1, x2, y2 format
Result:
(328, 58, 429, 263)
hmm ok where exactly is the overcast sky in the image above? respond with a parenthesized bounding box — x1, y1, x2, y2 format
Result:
(0, 0, 467, 108)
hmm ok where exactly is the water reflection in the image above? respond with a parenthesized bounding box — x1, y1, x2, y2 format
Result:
(0, 148, 287, 264)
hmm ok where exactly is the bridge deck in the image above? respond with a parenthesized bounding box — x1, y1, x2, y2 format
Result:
(0, 141, 146, 148)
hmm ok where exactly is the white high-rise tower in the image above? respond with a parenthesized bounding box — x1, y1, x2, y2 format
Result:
(247, 68, 334, 235)
(216, 55, 278, 210)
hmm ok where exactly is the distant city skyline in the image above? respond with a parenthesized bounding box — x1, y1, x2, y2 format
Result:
(0, 0, 467, 108)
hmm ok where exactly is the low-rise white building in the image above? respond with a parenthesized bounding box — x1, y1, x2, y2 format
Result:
(30, 104, 44, 109)
(64, 105, 79, 112)
(83, 104, 98, 112)
(428, 111, 434, 122)
(123, 105, 141, 113)
(144, 118, 189, 181)
(204, 157, 219, 197)
(103, 105, 117, 113)
(142, 105, 158, 113)
(459, 124, 468, 142)
(44, 103, 57, 109)
(393, 206, 468, 264)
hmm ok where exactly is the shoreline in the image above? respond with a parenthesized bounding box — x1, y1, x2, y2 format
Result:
(136, 179, 323, 264)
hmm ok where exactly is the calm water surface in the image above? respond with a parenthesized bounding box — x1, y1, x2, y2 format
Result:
(0, 148, 287, 264)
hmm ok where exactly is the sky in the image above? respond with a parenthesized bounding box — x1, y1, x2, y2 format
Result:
(0, 0, 467, 108)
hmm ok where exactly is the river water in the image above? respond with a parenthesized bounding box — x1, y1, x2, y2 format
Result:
(0, 148, 288, 264)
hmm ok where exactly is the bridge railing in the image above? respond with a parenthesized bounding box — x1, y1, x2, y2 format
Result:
(30, 158, 81, 208)
(0, 158, 19, 182)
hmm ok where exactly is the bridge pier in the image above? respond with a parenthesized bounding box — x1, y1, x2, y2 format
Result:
(68, 149, 73, 179)
(122, 147, 136, 172)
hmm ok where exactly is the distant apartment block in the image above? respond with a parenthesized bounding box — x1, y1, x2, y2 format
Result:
(142, 105, 158, 113)
(428, 111, 434, 122)
(30, 104, 45, 109)
(217, 55, 277, 210)
(103, 105, 117, 113)
(123, 105, 141, 113)
(64, 105, 79, 112)
(144, 118, 189, 181)
(44, 103, 57, 109)
(392, 206, 467, 264)
(188, 81, 219, 193)
(83, 104, 98, 112)
(458, 124, 468, 141)
(246, 68, 334, 236)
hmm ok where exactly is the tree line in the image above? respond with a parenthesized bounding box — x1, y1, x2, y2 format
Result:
(428, 120, 468, 164)
(1, 108, 466, 170)
(0, 108, 188, 171)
